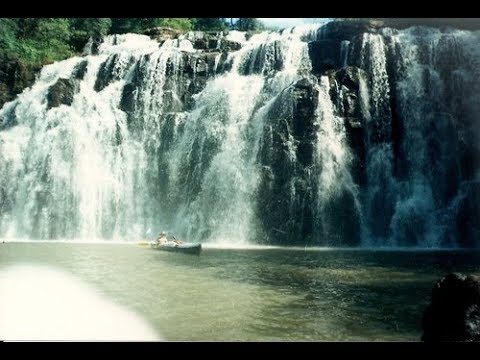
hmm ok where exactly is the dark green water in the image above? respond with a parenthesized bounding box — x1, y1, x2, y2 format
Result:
(0, 242, 479, 341)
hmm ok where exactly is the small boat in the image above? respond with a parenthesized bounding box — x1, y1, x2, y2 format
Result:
(150, 241, 202, 255)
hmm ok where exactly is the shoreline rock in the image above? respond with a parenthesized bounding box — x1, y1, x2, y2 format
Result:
(422, 273, 480, 341)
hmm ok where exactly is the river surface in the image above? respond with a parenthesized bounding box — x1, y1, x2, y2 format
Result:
(0, 242, 478, 341)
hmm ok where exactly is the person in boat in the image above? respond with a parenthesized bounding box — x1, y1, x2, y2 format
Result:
(155, 232, 185, 247)
(156, 232, 168, 245)
(172, 237, 184, 246)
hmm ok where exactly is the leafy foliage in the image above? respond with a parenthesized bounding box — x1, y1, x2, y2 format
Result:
(110, 18, 194, 34)
(0, 18, 73, 65)
(70, 18, 112, 51)
(235, 18, 264, 31)
(0, 17, 267, 69)
(193, 18, 228, 31)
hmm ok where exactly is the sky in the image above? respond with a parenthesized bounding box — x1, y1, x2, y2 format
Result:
(258, 18, 329, 29)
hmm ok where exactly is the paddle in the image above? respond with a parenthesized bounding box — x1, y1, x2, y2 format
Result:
(172, 235, 183, 245)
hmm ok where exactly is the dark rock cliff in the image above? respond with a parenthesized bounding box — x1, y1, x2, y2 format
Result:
(305, 20, 480, 247)
(422, 273, 480, 341)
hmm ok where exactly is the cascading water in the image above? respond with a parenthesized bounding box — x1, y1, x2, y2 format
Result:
(0, 25, 319, 243)
(359, 32, 398, 245)
(0, 20, 479, 247)
(338, 23, 480, 247)
(163, 27, 315, 245)
(383, 26, 480, 247)
(312, 76, 361, 246)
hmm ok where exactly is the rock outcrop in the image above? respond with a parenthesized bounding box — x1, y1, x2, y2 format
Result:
(120, 50, 227, 125)
(257, 77, 319, 245)
(305, 19, 480, 247)
(422, 273, 480, 341)
(183, 31, 242, 53)
(329, 66, 368, 186)
(144, 27, 242, 53)
(143, 27, 184, 44)
(46, 78, 79, 109)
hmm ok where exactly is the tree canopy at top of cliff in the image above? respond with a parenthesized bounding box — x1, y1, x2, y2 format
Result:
(0, 18, 264, 68)
(0, 18, 265, 107)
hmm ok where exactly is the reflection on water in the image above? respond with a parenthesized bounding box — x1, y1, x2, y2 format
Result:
(0, 242, 479, 341)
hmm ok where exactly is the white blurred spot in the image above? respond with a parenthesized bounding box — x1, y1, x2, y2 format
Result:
(0, 265, 161, 341)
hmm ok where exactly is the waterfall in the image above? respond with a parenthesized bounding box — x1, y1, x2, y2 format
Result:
(0, 26, 318, 243)
(165, 28, 314, 245)
(383, 27, 478, 247)
(359, 32, 397, 245)
(353, 25, 480, 247)
(313, 76, 361, 245)
(0, 21, 479, 247)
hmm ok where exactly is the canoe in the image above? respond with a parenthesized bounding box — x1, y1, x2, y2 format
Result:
(150, 241, 202, 255)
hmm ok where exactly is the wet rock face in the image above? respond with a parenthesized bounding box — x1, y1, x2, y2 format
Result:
(191, 35, 242, 53)
(143, 27, 183, 44)
(72, 60, 88, 80)
(182, 31, 242, 53)
(330, 66, 368, 186)
(238, 40, 284, 77)
(118, 30, 239, 127)
(305, 20, 480, 247)
(143, 28, 242, 53)
(317, 20, 384, 41)
(0, 55, 41, 109)
(175, 51, 222, 108)
(120, 50, 223, 126)
(257, 77, 319, 245)
(422, 273, 480, 341)
(309, 40, 342, 74)
(94, 54, 136, 92)
(308, 23, 372, 189)
(46, 78, 79, 109)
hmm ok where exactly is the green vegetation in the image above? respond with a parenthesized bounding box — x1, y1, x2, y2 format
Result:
(70, 18, 112, 52)
(0, 18, 74, 66)
(110, 18, 195, 34)
(236, 18, 265, 31)
(0, 18, 266, 107)
(0, 18, 266, 69)
(193, 18, 228, 31)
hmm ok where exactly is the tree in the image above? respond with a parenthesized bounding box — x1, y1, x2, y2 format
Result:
(69, 18, 112, 52)
(235, 18, 264, 31)
(194, 18, 228, 31)
(110, 18, 140, 34)
(32, 18, 73, 62)
(110, 18, 194, 34)
(14, 18, 39, 39)
(0, 18, 240, 70)
(70, 18, 112, 37)
(34, 18, 71, 44)
(0, 18, 18, 52)
(158, 18, 193, 31)
(144, 18, 194, 31)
